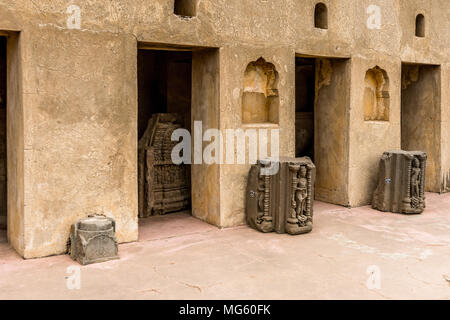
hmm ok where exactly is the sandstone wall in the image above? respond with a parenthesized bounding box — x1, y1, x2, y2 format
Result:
(0, 0, 446, 257)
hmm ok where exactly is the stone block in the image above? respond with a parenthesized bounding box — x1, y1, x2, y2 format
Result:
(246, 157, 315, 235)
(372, 150, 427, 214)
(69, 215, 119, 265)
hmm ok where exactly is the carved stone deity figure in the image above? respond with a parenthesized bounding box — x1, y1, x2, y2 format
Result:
(411, 158, 421, 198)
(246, 157, 315, 235)
(285, 161, 314, 235)
(296, 166, 308, 217)
(372, 150, 427, 214)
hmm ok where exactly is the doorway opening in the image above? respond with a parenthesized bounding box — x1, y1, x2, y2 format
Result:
(295, 56, 350, 206)
(138, 48, 192, 227)
(0, 36, 6, 242)
(401, 63, 441, 192)
(137, 45, 220, 238)
(295, 58, 315, 160)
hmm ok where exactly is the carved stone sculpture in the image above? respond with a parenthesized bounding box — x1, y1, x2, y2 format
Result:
(246, 157, 315, 235)
(246, 160, 276, 233)
(68, 215, 119, 265)
(372, 150, 427, 214)
(138, 114, 190, 218)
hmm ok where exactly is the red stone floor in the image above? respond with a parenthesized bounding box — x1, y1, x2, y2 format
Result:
(0, 193, 449, 299)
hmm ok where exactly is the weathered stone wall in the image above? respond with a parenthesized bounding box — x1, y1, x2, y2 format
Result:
(219, 46, 295, 227)
(21, 30, 138, 258)
(348, 57, 402, 207)
(442, 65, 450, 193)
(6, 32, 24, 255)
(191, 49, 221, 226)
(0, 0, 446, 257)
(401, 64, 441, 192)
(315, 58, 351, 206)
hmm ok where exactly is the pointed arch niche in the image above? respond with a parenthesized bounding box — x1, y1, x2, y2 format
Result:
(363, 66, 390, 121)
(242, 58, 279, 124)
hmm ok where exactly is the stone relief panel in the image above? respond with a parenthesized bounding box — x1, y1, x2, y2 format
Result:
(372, 150, 427, 214)
(285, 162, 314, 235)
(363, 66, 390, 121)
(138, 114, 190, 218)
(242, 58, 279, 124)
(246, 157, 315, 235)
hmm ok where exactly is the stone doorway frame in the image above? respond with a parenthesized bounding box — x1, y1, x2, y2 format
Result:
(136, 42, 221, 226)
(0, 30, 23, 253)
(401, 62, 442, 192)
(295, 53, 351, 207)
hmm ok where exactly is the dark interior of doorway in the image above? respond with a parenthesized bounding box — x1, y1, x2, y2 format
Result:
(295, 57, 315, 161)
(0, 36, 7, 235)
(137, 49, 192, 220)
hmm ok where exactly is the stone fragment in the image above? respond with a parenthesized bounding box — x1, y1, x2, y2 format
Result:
(138, 113, 190, 217)
(372, 150, 427, 214)
(246, 157, 315, 235)
(68, 215, 119, 265)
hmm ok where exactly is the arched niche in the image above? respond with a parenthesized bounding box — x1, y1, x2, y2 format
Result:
(174, 0, 197, 17)
(415, 14, 425, 37)
(314, 3, 328, 29)
(363, 66, 390, 121)
(242, 58, 279, 124)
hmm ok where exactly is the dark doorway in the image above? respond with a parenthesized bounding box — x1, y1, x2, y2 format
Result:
(0, 36, 6, 234)
(138, 49, 192, 137)
(295, 57, 315, 160)
(137, 49, 192, 219)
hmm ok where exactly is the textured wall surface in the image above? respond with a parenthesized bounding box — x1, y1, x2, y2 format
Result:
(314, 58, 351, 206)
(0, 0, 447, 257)
(401, 65, 441, 192)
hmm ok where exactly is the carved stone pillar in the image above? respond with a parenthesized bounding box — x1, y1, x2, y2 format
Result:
(372, 150, 427, 214)
(246, 157, 315, 235)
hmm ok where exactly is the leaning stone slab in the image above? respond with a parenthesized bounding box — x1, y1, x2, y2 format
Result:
(68, 215, 119, 265)
(372, 150, 427, 214)
(246, 157, 316, 235)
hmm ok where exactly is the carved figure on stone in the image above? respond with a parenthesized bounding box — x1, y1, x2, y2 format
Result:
(138, 114, 190, 218)
(411, 158, 421, 199)
(246, 157, 315, 236)
(372, 150, 426, 214)
(286, 162, 314, 235)
(295, 166, 308, 217)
